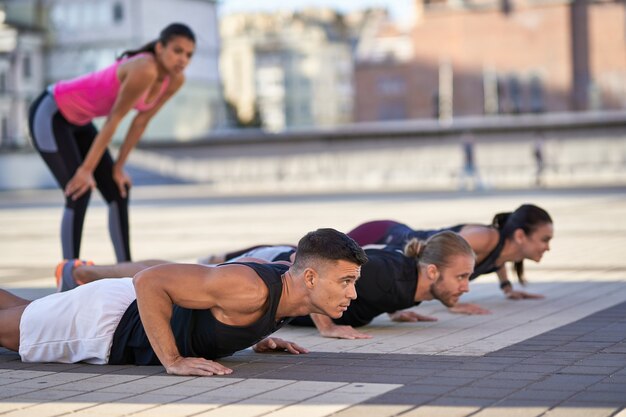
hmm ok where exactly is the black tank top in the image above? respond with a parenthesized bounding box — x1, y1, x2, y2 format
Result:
(108, 262, 290, 365)
(469, 229, 506, 280)
(334, 248, 419, 327)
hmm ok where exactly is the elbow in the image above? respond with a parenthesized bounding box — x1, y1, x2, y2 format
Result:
(132, 269, 150, 290)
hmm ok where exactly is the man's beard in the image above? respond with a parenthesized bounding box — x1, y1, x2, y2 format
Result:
(431, 278, 459, 307)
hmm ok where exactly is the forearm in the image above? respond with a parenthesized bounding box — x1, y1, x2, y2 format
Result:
(496, 265, 512, 293)
(116, 118, 148, 167)
(81, 120, 119, 171)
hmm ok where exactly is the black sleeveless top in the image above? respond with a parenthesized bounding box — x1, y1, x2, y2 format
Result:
(108, 262, 290, 365)
(386, 223, 505, 281)
(467, 229, 506, 280)
(333, 248, 419, 327)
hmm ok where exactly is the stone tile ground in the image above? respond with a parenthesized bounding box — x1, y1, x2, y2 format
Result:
(1, 186, 625, 416)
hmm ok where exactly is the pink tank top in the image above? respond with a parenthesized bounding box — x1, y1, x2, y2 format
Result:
(53, 54, 170, 126)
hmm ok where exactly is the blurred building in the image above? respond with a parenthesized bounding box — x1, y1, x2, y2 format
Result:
(355, 0, 626, 122)
(0, 0, 226, 144)
(352, 9, 418, 122)
(220, 9, 353, 131)
(0, 7, 44, 148)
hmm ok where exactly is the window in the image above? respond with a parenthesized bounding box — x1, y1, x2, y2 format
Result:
(50, 4, 65, 28)
(377, 76, 406, 96)
(113, 2, 124, 24)
(97, 1, 109, 26)
(529, 75, 545, 113)
(1, 116, 8, 147)
(378, 102, 407, 121)
(507, 75, 521, 114)
(67, 3, 79, 28)
(83, 2, 96, 27)
(23, 54, 32, 79)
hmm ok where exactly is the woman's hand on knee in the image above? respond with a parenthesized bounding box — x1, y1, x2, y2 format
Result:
(65, 167, 95, 200)
(113, 165, 132, 198)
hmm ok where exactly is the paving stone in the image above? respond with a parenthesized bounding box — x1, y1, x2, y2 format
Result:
(506, 389, 576, 401)
(489, 371, 546, 381)
(393, 383, 457, 396)
(71, 401, 161, 417)
(567, 391, 626, 405)
(575, 355, 626, 367)
(469, 378, 532, 390)
(398, 405, 481, 417)
(560, 400, 626, 408)
(558, 365, 623, 375)
(472, 357, 523, 365)
(503, 364, 564, 374)
(129, 403, 217, 417)
(518, 356, 576, 366)
(323, 404, 413, 417)
(586, 382, 626, 393)
(417, 376, 476, 387)
(362, 393, 436, 406)
(470, 405, 549, 417)
(0, 387, 37, 400)
(541, 406, 619, 417)
(427, 396, 499, 407)
(455, 362, 510, 371)
(433, 370, 495, 379)
(525, 374, 605, 391)
(540, 351, 591, 360)
(485, 350, 538, 358)
(493, 398, 564, 408)
(602, 344, 626, 354)
(603, 375, 626, 384)
(10, 389, 86, 401)
(451, 386, 521, 400)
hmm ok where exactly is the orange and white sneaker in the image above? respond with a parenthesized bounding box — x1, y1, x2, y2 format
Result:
(54, 259, 94, 292)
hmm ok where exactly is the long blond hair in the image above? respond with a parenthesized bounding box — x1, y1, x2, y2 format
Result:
(404, 231, 475, 268)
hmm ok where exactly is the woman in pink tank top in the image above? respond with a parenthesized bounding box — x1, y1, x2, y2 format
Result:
(28, 23, 195, 266)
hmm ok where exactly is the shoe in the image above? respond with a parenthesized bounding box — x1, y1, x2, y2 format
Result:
(54, 259, 94, 292)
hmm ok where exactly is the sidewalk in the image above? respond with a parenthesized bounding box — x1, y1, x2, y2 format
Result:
(1, 186, 625, 416)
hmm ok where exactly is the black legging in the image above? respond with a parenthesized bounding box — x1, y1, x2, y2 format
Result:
(28, 90, 131, 262)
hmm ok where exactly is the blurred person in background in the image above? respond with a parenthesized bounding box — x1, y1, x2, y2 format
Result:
(28, 23, 195, 263)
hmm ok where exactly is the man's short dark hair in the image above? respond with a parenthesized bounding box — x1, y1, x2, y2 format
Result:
(292, 228, 368, 272)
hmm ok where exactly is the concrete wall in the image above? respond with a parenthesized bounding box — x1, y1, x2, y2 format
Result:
(128, 111, 626, 193)
(2, 111, 625, 192)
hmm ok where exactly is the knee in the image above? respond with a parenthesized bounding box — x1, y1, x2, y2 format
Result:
(65, 191, 91, 211)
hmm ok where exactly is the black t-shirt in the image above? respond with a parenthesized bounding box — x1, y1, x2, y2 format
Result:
(108, 262, 290, 365)
(387, 224, 503, 280)
(333, 248, 419, 327)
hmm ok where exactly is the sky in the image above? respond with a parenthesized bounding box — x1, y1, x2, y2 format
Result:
(218, 0, 416, 24)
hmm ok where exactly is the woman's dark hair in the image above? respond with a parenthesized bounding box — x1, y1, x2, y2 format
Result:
(492, 204, 552, 284)
(118, 23, 195, 59)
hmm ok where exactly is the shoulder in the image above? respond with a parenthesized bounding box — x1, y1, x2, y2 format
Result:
(119, 54, 159, 80)
(210, 264, 270, 312)
(362, 249, 403, 273)
(166, 73, 185, 93)
(459, 225, 499, 255)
